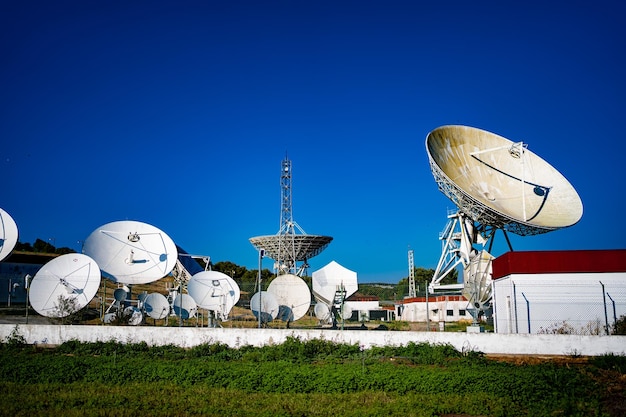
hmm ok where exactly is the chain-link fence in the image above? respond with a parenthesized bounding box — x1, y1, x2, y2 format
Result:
(493, 279, 626, 335)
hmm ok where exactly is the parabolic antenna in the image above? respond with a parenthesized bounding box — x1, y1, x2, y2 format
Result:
(463, 250, 494, 312)
(29, 253, 101, 318)
(426, 125, 583, 235)
(267, 273, 311, 321)
(314, 302, 331, 322)
(0, 208, 18, 262)
(249, 235, 333, 265)
(173, 293, 197, 319)
(312, 261, 358, 306)
(123, 306, 143, 326)
(82, 220, 178, 284)
(187, 270, 240, 320)
(143, 293, 170, 320)
(113, 288, 128, 302)
(250, 291, 279, 323)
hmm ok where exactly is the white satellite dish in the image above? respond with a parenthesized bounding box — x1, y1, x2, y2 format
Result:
(123, 306, 143, 326)
(29, 253, 101, 318)
(312, 261, 358, 306)
(82, 220, 178, 284)
(143, 292, 170, 320)
(267, 273, 311, 321)
(187, 270, 240, 320)
(113, 288, 128, 302)
(250, 291, 279, 323)
(426, 125, 583, 235)
(338, 303, 353, 320)
(313, 302, 331, 322)
(0, 208, 18, 262)
(173, 293, 197, 319)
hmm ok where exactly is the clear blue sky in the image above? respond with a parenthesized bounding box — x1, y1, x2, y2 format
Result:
(2, 1, 625, 283)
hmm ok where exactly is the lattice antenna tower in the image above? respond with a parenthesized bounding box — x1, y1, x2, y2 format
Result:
(277, 156, 302, 274)
(408, 248, 416, 298)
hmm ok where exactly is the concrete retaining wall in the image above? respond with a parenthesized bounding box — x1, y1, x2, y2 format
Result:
(1, 324, 625, 356)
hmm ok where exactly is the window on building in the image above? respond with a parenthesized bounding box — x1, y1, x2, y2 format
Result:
(459, 309, 466, 316)
(446, 309, 454, 316)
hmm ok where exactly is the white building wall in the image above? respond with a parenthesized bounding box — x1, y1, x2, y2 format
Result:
(397, 299, 469, 322)
(493, 272, 626, 334)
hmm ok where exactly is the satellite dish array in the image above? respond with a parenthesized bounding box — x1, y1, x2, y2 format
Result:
(0, 217, 244, 324)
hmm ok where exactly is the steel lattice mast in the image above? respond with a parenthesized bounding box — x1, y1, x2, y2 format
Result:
(249, 156, 333, 276)
(277, 157, 298, 274)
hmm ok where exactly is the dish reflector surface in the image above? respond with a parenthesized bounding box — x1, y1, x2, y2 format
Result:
(0, 208, 18, 262)
(426, 125, 583, 235)
(83, 220, 177, 284)
(267, 274, 311, 321)
(312, 261, 358, 306)
(29, 253, 101, 318)
(173, 294, 197, 319)
(187, 270, 240, 319)
(250, 291, 279, 322)
(143, 293, 170, 320)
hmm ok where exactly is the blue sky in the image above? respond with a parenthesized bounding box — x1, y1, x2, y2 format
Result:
(2, 1, 625, 283)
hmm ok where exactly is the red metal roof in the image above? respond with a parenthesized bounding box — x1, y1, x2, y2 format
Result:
(492, 249, 626, 279)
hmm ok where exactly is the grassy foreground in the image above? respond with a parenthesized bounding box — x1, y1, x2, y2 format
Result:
(1, 335, 625, 417)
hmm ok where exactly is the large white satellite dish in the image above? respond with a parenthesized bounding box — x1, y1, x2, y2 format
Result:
(426, 125, 583, 235)
(82, 220, 178, 284)
(267, 273, 311, 322)
(312, 261, 358, 306)
(250, 291, 279, 323)
(29, 253, 101, 318)
(187, 270, 240, 320)
(143, 292, 170, 320)
(0, 208, 18, 262)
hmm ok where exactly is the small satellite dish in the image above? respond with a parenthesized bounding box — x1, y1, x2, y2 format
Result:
(187, 270, 240, 320)
(338, 303, 353, 320)
(426, 125, 583, 235)
(82, 220, 178, 284)
(314, 302, 331, 322)
(29, 253, 101, 318)
(123, 306, 143, 326)
(250, 291, 279, 323)
(143, 292, 170, 320)
(113, 288, 128, 302)
(312, 261, 358, 306)
(267, 274, 311, 321)
(172, 293, 197, 319)
(0, 208, 19, 262)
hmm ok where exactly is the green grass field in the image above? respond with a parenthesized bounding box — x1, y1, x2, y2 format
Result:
(1, 335, 625, 416)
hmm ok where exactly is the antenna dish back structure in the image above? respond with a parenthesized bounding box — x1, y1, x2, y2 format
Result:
(29, 253, 101, 318)
(187, 270, 240, 320)
(0, 208, 18, 262)
(82, 220, 178, 284)
(267, 273, 311, 321)
(250, 156, 332, 276)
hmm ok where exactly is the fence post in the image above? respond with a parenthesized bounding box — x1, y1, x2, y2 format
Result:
(600, 281, 609, 335)
(521, 292, 531, 334)
(513, 282, 519, 334)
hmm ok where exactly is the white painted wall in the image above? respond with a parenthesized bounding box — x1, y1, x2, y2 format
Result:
(397, 299, 469, 322)
(1, 324, 625, 356)
(493, 272, 626, 334)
